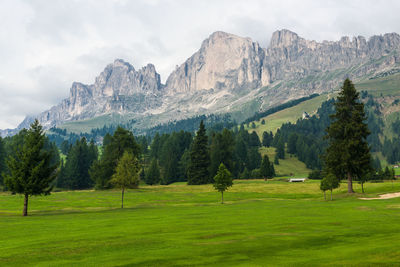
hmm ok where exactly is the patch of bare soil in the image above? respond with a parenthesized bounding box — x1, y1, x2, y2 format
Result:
(359, 192, 400, 200)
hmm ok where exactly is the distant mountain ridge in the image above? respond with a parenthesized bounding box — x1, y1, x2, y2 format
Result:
(4, 29, 400, 136)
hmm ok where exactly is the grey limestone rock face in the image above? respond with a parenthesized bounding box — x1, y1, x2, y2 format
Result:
(165, 31, 266, 94)
(20, 59, 163, 130)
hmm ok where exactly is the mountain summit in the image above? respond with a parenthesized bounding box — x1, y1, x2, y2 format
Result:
(165, 31, 266, 94)
(7, 29, 400, 135)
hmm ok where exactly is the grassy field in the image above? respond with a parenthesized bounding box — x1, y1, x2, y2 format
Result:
(247, 94, 331, 136)
(259, 147, 310, 177)
(355, 73, 400, 97)
(2, 180, 400, 266)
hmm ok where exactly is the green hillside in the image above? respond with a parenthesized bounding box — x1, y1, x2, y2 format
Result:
(59, 113, 133, 133)
(248, 94, 331, 136)
(259, 147, 311, 177)
(355, 73, 400, 97)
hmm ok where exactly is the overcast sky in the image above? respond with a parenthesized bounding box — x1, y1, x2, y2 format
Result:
(1, 0, 400, 129)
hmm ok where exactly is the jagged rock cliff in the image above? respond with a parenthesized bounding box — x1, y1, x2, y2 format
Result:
(8, 29, 400, 135)
(16, 59, 163, 130)
(165, 31, 266, 94)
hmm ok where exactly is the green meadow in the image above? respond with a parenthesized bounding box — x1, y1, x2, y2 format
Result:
(259, 147, 310, 177)
(2, 180, 400, 266)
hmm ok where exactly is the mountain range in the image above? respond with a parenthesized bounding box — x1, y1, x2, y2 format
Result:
(3, 29, 400, 136)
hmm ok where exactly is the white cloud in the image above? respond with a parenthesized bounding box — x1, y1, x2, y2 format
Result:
(1, 0, 400, 129)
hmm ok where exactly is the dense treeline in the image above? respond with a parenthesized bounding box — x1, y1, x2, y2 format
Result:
(57, 138, 98, 189)
(145, 122, 267, 185)
(54, 122, 269, 190)
(382, 118, 400, 164)
(47, 114, 235, 147)
(0, 119, 269, 191)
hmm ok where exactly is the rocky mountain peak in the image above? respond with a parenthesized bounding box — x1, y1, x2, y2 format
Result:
(92, 59, 162, 98)
(269, 29, 300, 48)
(112, 58, 134, 69)
(165, 31, 264, 94)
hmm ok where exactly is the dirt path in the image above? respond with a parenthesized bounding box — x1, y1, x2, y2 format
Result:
(359, 192, 400, 200)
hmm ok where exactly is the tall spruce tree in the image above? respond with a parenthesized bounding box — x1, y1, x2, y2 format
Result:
(247, 147, 262, 171)
(0, 137, 6, 186)
(276, 138, 285, 159)
(324, 79, 372, 193)
(63, 138, 97, 189)
(262, 131, 273, 147)
(249, 131, 261, 147)
(146, 158, 161, 185)
(209, 128, 235, 178)
(234, 136, 248, 174)
(4, 120, 58, 216)
(260, 155, 275, 181)
(160, 137, 179, 185)
(188, 121, 211, 185)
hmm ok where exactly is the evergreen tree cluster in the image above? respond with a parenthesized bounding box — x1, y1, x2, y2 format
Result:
(46, 114, 235, 147)
(382, 118, 400, 164)
(57, 138, 98, 189)
(264, 90, 383, 171)
(89, 127, 141, 189)
(145, 121, 267, 185)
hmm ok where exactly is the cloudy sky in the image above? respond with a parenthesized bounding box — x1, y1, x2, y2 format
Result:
(1, 0, 400, 129)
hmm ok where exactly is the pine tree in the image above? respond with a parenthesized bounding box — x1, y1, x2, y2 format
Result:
(150, 133, 161, 159)
(287, 133, 298, 154)
(274, 154, 279, 165)
(247, 147, 262, 171)
(188, 121, 211, 185)
(146, 158, 161, 185)
(213, 163, 233, 204)
(0, 137, 6, 186)
(209, 128, 235, 178)
(179, 149, 191, 181)
(260, 155, 274, 181)
(276, 138, 285, 159)
(60, 140, 71, 155)
(110, 151, 140, 208)
(270, 163, 275, 177)
(249, 132, 261, 147)
(4, 120, 58, 216)
(56, 159, 67, 188)
(234, 136, 248, 174)
(64, 138, 96, 189)
(324, 79, 372, 193)
(262, 131, 272, 147)
(159, 138, 179, 185)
